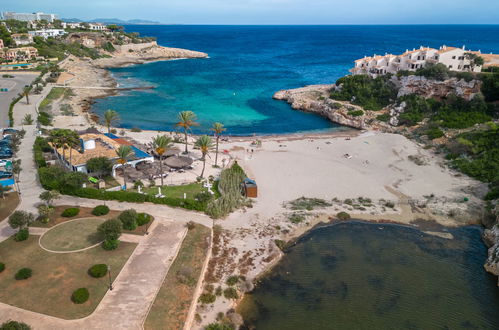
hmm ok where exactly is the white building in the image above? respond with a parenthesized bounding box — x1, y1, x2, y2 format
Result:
(29, 29, 66, 39)
(88, 23, 108, 31)
(351, 46, 483, 77)
(2, 12, 59, 22)
(61, 22, 83, 29)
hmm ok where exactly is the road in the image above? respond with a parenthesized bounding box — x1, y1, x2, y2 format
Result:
(0, 73, 38, 127)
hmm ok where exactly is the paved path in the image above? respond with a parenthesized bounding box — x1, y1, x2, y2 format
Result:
(0, 219, 188, 329)
(0, 84, 51, 241)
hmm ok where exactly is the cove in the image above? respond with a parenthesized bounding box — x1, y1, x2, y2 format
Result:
(238, 221, 499, 329)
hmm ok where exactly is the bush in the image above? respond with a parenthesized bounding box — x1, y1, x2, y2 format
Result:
(0, 320, 31, 330)
(14, 228, 29, 242)
(337, 212, 351, 220)
(98, 219, 122, 241)
(425, 128, 444, 140)
(376, 113, 391, 122)
(92, 205, 110, 216)
(88, 264, 108, 278)
(136, 213, 152, 226)
(61, 207, 80, 217)
(226, 275, 240, 286)
(205, 323, 234, 330)
(37, 111, 52, 126)
(71, 288, 89, 304)
(199, 292, 216, 304)
(102, 239, 120, 250)
(118, 209, 138, 230)
(223, 287, 239, 300)
(34, 137, 50, 168)
(0, 262, 5, 272)
(15, 268, 32, 280)
(347, 109, 364, 117)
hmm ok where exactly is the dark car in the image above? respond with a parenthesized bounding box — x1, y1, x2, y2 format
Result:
(2, 129, 18, 134)
(0, 171, 12, 179)
(0, 151, 13, 159)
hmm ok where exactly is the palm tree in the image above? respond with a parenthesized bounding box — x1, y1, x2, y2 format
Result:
(48, 129, 67, 161)
(103, 109, 120, 134)
(23, 86, 30, 105)
(151, 135, 173, 187)
(211, 122, 226, 167)
(66, 130, 80, 167)
(195, 135, 213, 179)
(175, 111, 198, 154)
(115, 145, 133, 190)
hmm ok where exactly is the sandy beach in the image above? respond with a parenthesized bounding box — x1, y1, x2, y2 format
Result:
(49, 51, 488, 329)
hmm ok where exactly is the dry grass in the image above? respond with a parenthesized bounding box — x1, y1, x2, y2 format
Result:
(144, 223, 211, 330)
(0, 192, 20, 222)
(0, 235, 136, 319)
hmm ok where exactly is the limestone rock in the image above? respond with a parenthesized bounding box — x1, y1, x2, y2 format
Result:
(397, 76, 481, 101)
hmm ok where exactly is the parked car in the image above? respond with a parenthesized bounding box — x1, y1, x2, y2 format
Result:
(2, 128, 18, 134)
(0, 151, 13, 159)
(0, 159, 10, 167)
(0, 171, 12, 179)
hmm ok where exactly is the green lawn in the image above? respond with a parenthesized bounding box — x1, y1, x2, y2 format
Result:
(39, 87, 67, 111)
(144, 224, 211, 330)
(134, 183, 206, 199)
(0, 236, 136, 319)
(39, 218, 106, 252)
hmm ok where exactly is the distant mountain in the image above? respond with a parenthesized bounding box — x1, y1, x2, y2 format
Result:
(61, 18, 161, 25)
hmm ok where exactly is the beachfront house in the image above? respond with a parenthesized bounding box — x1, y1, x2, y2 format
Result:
(51, 132, 153, 175)
(12, 33, 33, 46)
(350, 45, 483, 77)
(29, 29, 66, 39)
(88, 23, 108, 31)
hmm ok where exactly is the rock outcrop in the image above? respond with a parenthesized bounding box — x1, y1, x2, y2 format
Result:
(273, 85, 392, 131)
(484, 203, 499, 283)
(396, 76, 481, 101)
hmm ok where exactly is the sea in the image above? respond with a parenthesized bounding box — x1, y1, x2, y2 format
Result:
(92, 25, 499, 135)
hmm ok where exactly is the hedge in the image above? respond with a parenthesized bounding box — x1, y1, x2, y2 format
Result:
(61, 207, 80, 217)
(92, 205, 110, 216)
(88, 264, 108, 278)
(15, 268, 32, 280)
(71, 288, 89, 304)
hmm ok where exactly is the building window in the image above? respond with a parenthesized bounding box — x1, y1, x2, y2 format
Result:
(452, 56, 456, 59)
(458, 56, 464, 60)
(449, 65, 453, 69)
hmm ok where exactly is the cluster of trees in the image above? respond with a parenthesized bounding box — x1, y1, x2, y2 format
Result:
(32, 36, 101, 60)
(330, 74, 398, 110)
(397, 94, 492, 129)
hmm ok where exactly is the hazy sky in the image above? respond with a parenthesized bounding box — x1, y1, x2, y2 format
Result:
(3, 0, 499, 24)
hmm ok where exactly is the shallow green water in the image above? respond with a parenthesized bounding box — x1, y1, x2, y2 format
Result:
(239, 221, 499, 330)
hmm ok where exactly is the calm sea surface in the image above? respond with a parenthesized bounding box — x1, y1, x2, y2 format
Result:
(92, 25, 499, 135)
(238, 222, 499, 329)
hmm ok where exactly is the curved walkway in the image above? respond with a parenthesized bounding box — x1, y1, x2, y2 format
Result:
(0, 218, 188, 329)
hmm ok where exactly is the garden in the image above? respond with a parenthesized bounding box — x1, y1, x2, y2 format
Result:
(0, 235, 136, 319)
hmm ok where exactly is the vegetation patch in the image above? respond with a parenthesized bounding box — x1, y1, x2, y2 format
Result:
(39, 218, 106, 252)
(71, 288, 89, 304)
(286, 197, 332, 210)
(91, 205, 110, 216)
(144, 224, 211, 330)
(61, 207, 80, 217)
(88, 264, 108, 278)
(14, 268, 32, 280)
(337, 212, 351, 220)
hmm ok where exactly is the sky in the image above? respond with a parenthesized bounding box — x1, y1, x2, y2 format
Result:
(2, 0, 499, 24)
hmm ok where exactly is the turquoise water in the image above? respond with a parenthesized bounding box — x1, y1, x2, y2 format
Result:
(92, 25, 499, 135)
(0, 63, 31, 67)
(239, 222, 499, 329)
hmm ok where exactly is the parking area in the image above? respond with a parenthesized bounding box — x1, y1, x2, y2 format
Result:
(0, 73, 38, 126)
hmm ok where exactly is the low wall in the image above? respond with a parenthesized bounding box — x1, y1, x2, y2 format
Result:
(114, 41, 157, 53)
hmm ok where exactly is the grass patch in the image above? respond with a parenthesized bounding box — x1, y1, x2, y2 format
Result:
(39, 218, 107, 252)
(0, 193, 20, 222)
(144, 224, 211, 330)
(133, 183, 206, 200)
(286, 197, 332, 211)
(0, 235, 136, 319)
(39, 87, 66, 112)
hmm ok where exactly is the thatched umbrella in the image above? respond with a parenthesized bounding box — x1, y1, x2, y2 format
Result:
(165, 155, 193, 169)
(164, 147, 181, 157)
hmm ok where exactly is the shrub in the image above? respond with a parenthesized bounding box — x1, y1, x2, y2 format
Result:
(118, 209, 138, 230)
(425, 128, 444, 140)
(347, 109, 364, 117)
(337, 212, 351, 220)
(0, 262, 5, 272)
(71, 288, 89, 304)
(223, 287, 239, 299)
(102, 239, 119, 250)
(15, 268, 32, 280)
(98, 219, 122, 241)
(0, 320, 31, 330)
(199, 292, 216, 304)
(136, 213, 152, 226)
(130, 127, 142, 132)
(92, 205, 110, 216)
(205, 323, 234, 330)
(61, 207, 80, 217)
(88, 264, 108, 278)
(376, 113, 391, 122)
(37, 111, 52, 126)
(226, 275, 240, 286)
(14, 228, 29, 242)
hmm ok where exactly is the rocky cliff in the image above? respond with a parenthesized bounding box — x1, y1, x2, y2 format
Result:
(273, 85, 393, 131)
(396, 76, 481, 101)
(483, 203, 499, 284)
